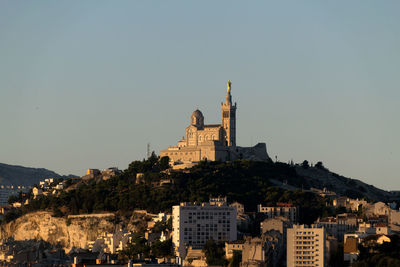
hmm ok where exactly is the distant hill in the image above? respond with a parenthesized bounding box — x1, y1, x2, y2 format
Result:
(0, 163, 75, 186)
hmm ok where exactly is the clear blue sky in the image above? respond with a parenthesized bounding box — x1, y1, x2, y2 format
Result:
(1, 1, 399, 190)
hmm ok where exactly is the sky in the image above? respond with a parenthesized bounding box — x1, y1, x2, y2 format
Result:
(0, 1, 399, 190)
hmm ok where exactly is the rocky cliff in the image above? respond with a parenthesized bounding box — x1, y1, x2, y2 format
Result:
(0, 211, 115, 252)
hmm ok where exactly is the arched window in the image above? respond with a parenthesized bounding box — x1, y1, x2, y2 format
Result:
(199, 135, 202, 142)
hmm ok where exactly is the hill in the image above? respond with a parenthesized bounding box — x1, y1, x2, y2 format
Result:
(295, 165, 393, 201)
(0, 163, 74, 186)
(8, 157, 397, 227)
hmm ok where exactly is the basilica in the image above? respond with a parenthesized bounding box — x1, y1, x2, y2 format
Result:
(160, 81, 270, 169)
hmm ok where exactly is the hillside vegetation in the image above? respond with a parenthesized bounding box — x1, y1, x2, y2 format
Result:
(6, 154, 397, 226)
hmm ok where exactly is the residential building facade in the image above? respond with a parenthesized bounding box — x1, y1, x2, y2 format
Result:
(257, 203, 298, 223)
(287, 225, 326, 267)
(172, 202, 237, 258)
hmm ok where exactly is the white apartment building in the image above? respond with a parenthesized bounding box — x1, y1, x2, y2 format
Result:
(172, 202, 237, 258)
(287, 225, 325, 267)
(257, 203, 298, 223)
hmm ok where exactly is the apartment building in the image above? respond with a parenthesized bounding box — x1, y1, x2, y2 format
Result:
(172, 202, 237, 258)
(287, 225, 326, 267)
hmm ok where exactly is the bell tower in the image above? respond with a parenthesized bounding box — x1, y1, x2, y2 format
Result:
(221, 80, 237, 147)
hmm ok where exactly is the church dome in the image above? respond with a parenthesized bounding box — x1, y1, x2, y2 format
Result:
(191, 109, 204, 127)
(192, 109, 204, 119)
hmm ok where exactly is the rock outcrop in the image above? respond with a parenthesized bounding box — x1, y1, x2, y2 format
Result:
(0, 212, 115, 252)
(235, 143, 272, 162)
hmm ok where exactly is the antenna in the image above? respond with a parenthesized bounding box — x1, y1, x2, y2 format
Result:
(147, 143, 150, 159)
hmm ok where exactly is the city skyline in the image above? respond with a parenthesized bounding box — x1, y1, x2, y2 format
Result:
(1, 1, 399, 190)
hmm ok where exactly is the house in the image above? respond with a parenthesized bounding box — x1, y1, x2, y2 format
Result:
(32, 187, 43, 199)
(225, 241, 244, 259)
(12, 202, 22, 208)
(260, 216, 291, 236)
(343, 237, 359, 264)
(182, 247, 206, 267)
(257, 203, 298, 223)
(333, 197, 349, 208)
(373, 202, 390, 216)
(230, 202, 244, 215)
(375, 223, 391, 235)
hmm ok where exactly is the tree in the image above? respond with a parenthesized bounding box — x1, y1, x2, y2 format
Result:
(159, 156, 170, 171)
(152, 221, 168, 233)
(301, 160, 309, 169)
(151, 239, 173, 258)
(52, 206, 64, 217)
(353, 235, 400, 266)
(122, 233, 150, 260)
(229, 251, 242, 267)
(328, 243, 344, 267)
(3, 209, 22, 223)
(7, 195, 19, 205)
(315, 161, 325, 170)
(202, 240, 228, 266)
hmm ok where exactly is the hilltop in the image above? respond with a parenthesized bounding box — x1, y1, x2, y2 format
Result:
(0, 163, 75, 186)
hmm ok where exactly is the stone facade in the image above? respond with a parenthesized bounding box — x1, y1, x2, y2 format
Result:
(160, 81, 270, 168)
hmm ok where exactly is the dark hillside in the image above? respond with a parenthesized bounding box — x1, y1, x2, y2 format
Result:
(295, 165, 394, 201)
(5, 157, 398, 225)
(5, 159, 330, 224)
(0, 163, 74, 186)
